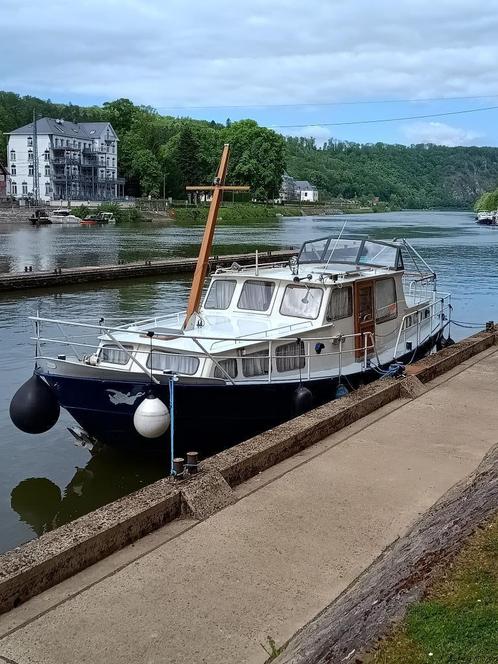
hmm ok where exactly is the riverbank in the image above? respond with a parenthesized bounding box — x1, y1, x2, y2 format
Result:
(0, 331, 497, 664)
(369, 513, 498, 663)
(172, 202, 374, 222)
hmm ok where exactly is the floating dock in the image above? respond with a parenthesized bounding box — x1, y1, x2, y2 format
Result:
(1, 330, 497, 663)
(0, 249, 297, 292)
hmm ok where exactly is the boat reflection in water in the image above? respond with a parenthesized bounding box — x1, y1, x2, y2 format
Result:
(10, 446, 167, 538)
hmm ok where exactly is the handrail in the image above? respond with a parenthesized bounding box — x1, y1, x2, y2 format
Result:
(393, 294, 451, 359)
(31, 296, 450, 382)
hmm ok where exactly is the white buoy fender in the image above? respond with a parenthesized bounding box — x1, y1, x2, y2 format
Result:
(133, 395, 170, 439)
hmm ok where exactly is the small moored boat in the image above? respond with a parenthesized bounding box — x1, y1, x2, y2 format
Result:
(476, 211, 496, 225)
(30, 209, 52, 226)
(49, 209, 81, 225)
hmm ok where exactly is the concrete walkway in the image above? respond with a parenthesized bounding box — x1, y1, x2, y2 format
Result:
(1, 347, 498, 664)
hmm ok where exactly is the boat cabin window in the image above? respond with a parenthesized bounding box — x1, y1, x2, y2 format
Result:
(214, 358, 238, 379)
(276, 341, 305, 373)
(242, 350, 269, 377)
(327, 287, 352, 321)
(358, 241, 398, 268)
(204, 279, 236, 310)
(375, 278, 397, 323)
(147, 351, 199, 375)
(237, 280, 275, 312)
(99, 344, 133, 365)
(280, 285, 323, 319)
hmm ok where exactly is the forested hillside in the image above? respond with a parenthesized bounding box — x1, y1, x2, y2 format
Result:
(285, 137, 498, 208)
(1, 91, 498, 208)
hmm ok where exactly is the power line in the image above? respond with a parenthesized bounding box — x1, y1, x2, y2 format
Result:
(270, 104, 498, 128)
(154, 94, 498, 112)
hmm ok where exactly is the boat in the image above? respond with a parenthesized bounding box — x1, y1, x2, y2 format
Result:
(49, 208, 81, 225)
(81, 212, 116, 226)
(30, 209, 52, 226)
(10, 146, 452, 458)
(476, 211, 496, 225)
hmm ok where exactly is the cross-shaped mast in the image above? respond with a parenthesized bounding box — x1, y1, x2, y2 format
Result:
(183, 143, 250, 328)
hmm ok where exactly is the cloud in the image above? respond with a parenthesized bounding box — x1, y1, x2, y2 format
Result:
(280, 125, 334, 146)
(1, 0, 498, 116)
(402, 121, 483, 146)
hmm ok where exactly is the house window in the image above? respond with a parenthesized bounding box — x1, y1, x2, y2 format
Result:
(27, 136, 33, 147)
(45, 165, 50, 177)
(10, 150, 16, 161)
(375, 278, 397, 323)
(44, 150, 50, 161)
(28, 164, 34, 176)
(10, 164, 16, 176)
(204, 279, 236, 309)
(326, 287, 352, 321)
(66, 139, 70, 146)
(22, 182, 28, 195)
(237, 280, 275, 311)
(28, 150, 33, 162)
(45, 183, 50, 196)
(280, 285, 324, 320)
(276, 341, 305, 373)
(11, 182, 17, 194)
(242, 350, 269, 377)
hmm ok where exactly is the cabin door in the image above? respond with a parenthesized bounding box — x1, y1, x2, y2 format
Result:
(354, 280, 375, 360)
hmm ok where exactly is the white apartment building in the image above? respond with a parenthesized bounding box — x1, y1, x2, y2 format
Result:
(5, 118, 124, 202)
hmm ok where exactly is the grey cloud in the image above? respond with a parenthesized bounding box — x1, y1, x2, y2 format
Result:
(1, 0, 498, 108)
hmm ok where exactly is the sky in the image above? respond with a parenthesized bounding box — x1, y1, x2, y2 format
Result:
(2, 0, 498, 147)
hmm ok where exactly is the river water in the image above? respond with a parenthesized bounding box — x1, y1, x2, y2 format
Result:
(0, 210, 497, 553)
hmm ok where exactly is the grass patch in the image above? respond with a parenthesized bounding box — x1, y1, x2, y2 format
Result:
(371, 517, 498, 664)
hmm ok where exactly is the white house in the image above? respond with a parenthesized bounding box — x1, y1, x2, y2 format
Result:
(294, 180, 319, 203)
(5, 118, 124, 202)
(279, 173, 318, 203)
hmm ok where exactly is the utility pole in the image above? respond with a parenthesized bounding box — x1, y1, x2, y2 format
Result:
(163, 173, 166, 202)
(32, 110, 40, 205)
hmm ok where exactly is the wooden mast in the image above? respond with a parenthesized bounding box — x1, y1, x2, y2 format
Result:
(183, 143, 249, 329)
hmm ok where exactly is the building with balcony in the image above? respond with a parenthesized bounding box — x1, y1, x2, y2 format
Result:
(5, 118, 125, 202)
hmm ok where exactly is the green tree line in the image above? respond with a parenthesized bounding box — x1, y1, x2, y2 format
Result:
(285, 136, 498, 209)
(474, 187, 498, 211)
(2, 90, 498, 208)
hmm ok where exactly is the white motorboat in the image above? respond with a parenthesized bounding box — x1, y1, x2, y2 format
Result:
(10, 146, 452, 457)
(48, 208, 81, 224)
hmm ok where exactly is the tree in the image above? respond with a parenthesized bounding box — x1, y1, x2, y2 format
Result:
(176, 125, 202, 190)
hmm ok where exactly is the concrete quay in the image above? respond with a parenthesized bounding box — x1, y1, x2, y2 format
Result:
(0, 249, 296, 292)
(0, 333, 497, 663)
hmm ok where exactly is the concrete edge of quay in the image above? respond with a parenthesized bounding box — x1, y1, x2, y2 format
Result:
(0, 328, 495, 615)
(0, 249, 297, 292)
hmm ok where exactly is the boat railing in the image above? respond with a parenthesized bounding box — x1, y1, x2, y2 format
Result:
(30, 315, 377, 383)
(30, 295, 450, 385)
(392, 293, 451, 359)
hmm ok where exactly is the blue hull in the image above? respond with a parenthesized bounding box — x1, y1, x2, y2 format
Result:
(39, 331, 442, 455)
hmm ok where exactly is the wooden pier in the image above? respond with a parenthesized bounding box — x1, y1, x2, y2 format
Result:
(0, 249, 297, 292)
